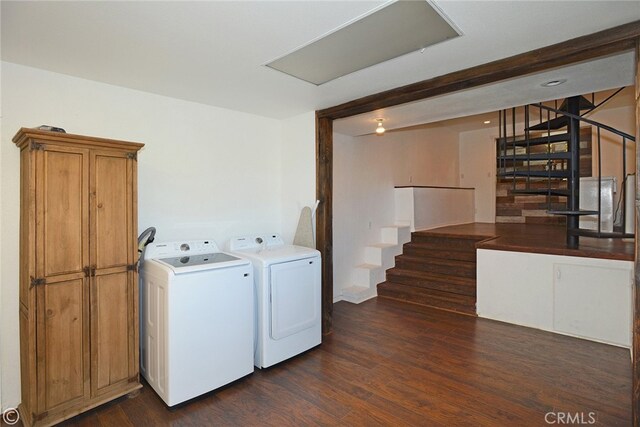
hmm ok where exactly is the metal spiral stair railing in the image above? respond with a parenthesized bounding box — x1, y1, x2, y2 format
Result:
(497, 91, 635, 248)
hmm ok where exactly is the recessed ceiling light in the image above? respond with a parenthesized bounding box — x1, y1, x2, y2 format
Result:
(375, 119, 385, 135)
(483, 120, 491, 124)
(541, 79, 567, 87)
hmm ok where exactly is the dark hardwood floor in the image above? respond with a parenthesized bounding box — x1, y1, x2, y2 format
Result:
(49, 298, 630, 426)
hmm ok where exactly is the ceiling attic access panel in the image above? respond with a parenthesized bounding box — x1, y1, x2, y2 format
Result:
(266, 0, 460, 85)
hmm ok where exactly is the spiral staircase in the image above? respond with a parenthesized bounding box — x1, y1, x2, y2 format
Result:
(497, 91, 635, 248)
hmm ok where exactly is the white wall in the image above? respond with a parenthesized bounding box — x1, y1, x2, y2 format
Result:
(333, 132, 372, 300)
(389, 127, 460, 186)
(587, 104, 636, 222)
(280, 112, 316, 244)
(459, 127, 497, 223)
(333, 127, 459, 299)
(0, 62, 317, 409)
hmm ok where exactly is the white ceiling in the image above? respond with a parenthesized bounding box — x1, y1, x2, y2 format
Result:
(2, 1, 640, 120)
(377, 86, 637, 136)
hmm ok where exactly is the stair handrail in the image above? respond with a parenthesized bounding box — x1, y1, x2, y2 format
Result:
(531, 102, 635, 142)
(583, 87, 625, 116)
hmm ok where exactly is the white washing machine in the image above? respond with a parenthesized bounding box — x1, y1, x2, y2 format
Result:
(140, 239, 253, 406)
(229, 234, 321, 368)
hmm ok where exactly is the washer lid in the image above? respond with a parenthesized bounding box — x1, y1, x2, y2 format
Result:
(153, 252, 250, 274)
(159, 252, 241, 268)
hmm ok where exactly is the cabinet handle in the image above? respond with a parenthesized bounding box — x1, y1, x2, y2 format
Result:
(30, 277, 46, 288)
(83, 266, 90, 277)
(90, 266, 96, 277)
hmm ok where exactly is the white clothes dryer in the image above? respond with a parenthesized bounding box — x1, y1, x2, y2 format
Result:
(140, 239, 253, 406)
(229, 234, 321, 368)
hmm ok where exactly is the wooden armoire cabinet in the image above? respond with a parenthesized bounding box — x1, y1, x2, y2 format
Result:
(13, 128, 144, 427)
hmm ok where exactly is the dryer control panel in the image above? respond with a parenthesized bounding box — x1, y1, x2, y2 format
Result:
(229, 234, 284, 251)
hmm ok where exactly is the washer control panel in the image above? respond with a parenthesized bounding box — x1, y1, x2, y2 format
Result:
(144, 239, 220, 259)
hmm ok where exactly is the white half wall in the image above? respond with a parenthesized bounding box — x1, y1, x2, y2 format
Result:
(333, 127, 459, 300)
(0, 62, 304, 409)
(395, 187, 474, 231)
(477, 249, 633, 347)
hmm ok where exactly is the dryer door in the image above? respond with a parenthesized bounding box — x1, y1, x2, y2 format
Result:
(270, 257, 320, 340)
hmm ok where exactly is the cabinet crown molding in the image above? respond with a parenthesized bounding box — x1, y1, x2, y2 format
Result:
(13, 128, 145, 152)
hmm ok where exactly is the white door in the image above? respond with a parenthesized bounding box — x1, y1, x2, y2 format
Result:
(270, 257, 319, 340)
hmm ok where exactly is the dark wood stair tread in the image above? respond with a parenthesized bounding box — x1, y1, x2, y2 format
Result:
(510, 189, 570, 197)
(412, 231, 487, 241)
(410, 233, 488, 250)
(547, 209, 599, 216)
(378, 282, 476, 315)
(527, 115, 569, 131)
(498, 170, 570, 178)
(386, 268, 475, 288)
(395, 254, 475, 269)
(395, 257, 475, 279)
(497, 132, 570, 147)
(402, 243, 476, 261)
(498, 152, 571, 161)
(498, 177, 568, 186)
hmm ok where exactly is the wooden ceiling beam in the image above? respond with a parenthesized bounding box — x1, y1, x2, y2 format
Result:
(318, 20, 640, 120)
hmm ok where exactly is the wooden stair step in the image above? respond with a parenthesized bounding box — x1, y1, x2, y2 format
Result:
(386, 267, 476, 287)
(499, 181, 568, 190)
(378, 282, 476, 315)
(385, 268, 476, 296)
(498, 170, 571, 178)
(395, 256, 476, 279)
(402, 243, 476, 262)
(497, 132, 570, 146)
(497, 178, 568, 188)
(498, 152, 571, 161)
(410, 233, 483, 250)
(498, 201, 567, 210)
(526, 115, 569, 131)
(525, 216, 566, 225)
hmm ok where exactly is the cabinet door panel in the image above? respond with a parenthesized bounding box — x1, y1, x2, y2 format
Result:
(93, 154, 131, 269)
(38, 278, 88, 411)
(41, 148, 89, 277)
(91, 271, 131, 393)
